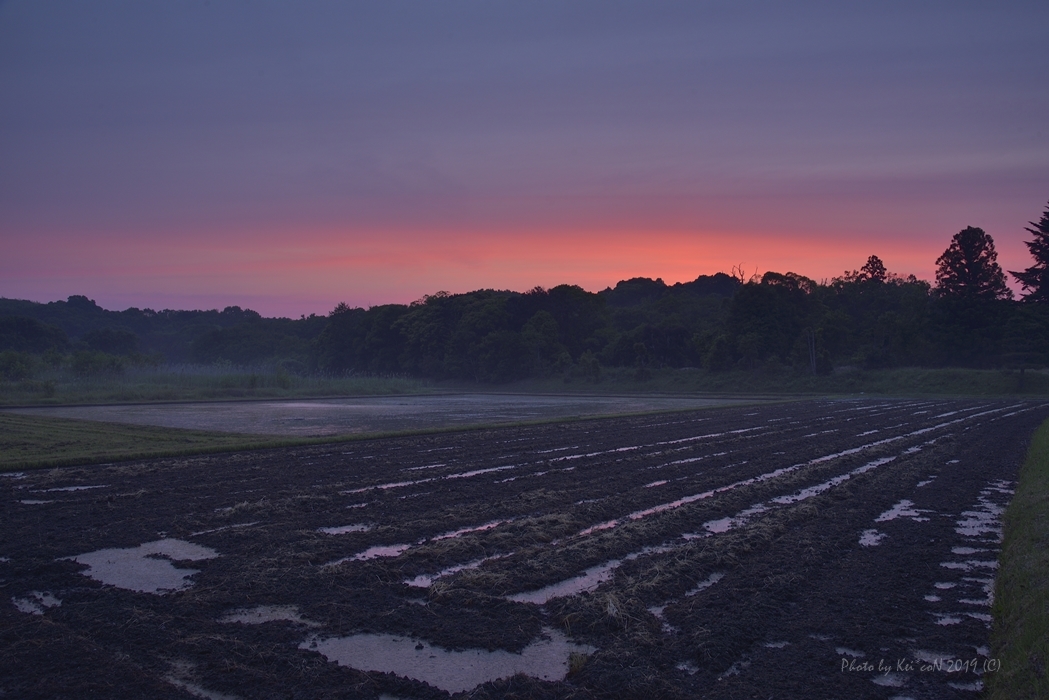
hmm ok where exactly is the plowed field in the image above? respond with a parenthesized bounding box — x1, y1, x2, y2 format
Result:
(3, 398, 1046, 699)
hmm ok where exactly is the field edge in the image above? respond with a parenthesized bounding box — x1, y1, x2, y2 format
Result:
(0, 401, 770, 472)
(989, 416, 1049, 699)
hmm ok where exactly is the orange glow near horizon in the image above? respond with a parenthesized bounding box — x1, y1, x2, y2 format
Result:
(2, 222, 975, 317)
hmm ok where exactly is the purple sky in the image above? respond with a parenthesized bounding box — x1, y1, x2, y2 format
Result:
(2, 1, 1047, 317)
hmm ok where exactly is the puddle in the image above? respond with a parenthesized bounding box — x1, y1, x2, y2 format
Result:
(404, 463, 446, 471)
(924, 595, 941, 602)
(875, 499, 931, 522)
(342, 478, 433, 495)
(954, 483, 1009, 539)
(871, 672, 906, 687)
(911, 650, 959, 667)
(38, 485, 107, 492)
(577, 520, 618, 537)
(655, 426, 763, 448)
(405, 555, 507, 588)
(837, 647, 865, 657)
(859, 529, 886, 547)
(66, 538, 219, 594)
(346, 545, 411, 562)
(12, 591, 61, 615)
(940, 560, 998, 572)
(342, 464, 519, 495)
(509, 560, 622, 604)
(18, 500, 53, 505)
(704, 505, 765, 534)
(189, 522, 258, 537)
(433, 519, 510, 541)
(947, 681, 983, 691)
(220, 605, 319, 626)
(509, 547, 671, 605)
(933, 614, 962, 626)
(577, 459, 794, 535)
(763, 641, 789, 649)
(934, 582, 956, 589)
(301, 627, 594, 694)
(643, 480, 667, 488)
(445, 465, 517, 480)
(697, 453, 903, 538)
(685, 571, 725, 596)
(318, 524, 372, 535)
(718, 657, 750, 679)
(773, 456, 896, 505)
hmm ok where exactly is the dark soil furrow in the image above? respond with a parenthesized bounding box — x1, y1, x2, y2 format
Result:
(2, 398, 1046, 699)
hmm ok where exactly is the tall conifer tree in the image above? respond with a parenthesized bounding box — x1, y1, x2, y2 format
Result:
(934, 226, 1012, 300)
(1010, 200, 1049, 302)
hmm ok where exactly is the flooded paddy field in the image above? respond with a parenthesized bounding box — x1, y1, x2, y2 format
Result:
(2, 398, 1047, 698)
(5, 393, 757, 437)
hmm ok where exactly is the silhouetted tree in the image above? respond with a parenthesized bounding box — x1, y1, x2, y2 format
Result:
(1010, 200, 1049, 302)
(860, 255, 887, 282)
(934, 227, 1012, 300)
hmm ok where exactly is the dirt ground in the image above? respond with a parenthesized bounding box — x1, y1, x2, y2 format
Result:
(2, 398, 1046, 699)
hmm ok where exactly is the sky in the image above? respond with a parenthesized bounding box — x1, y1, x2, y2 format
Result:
(2, 1, 1047, 318)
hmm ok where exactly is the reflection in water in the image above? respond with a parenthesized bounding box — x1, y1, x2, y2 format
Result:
(301, 627, 594, 694)
(67, 539, 218, 594)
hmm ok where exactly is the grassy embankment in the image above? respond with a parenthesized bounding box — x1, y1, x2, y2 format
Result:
(988, 417, 1049, 699)
(0, 412, 307, 471)
(505, 365, 1049, 397)
(0, 367, 432, 406)
(4, 365, 1046, 408)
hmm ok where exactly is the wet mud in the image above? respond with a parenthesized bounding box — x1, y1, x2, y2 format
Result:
(2, 398, 1046, 698)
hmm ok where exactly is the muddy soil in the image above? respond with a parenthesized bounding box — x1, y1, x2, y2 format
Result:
(2, 398, 1046, 699)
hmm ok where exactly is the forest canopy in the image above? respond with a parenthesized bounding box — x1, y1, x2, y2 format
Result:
(4, 205, 1049, 383)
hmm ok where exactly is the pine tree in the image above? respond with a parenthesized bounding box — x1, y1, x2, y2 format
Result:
(934, 226, 1012, 300)
(1009, 200, 1049, 302)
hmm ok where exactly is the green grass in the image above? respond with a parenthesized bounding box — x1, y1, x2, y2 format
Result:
(2, 403, 737, 472)
(496, 365, 1049, 397)
(0, 368, 433, 407)
(988, 417, 1049, 699)
(3, 364, 1046, 408)
(0, 413, 293, 471)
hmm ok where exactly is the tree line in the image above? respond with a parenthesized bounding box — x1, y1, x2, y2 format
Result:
(3, 201, 1048, 382)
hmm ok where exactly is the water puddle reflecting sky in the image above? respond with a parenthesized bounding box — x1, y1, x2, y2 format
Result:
(65, 539, 219, 594)
(301, 628, 594, 694)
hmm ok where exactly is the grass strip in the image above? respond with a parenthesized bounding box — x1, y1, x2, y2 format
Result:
(1, 401, 763, 472)
(0, 413, 291, 471)
(0, 373, 433, 407)
(989, 417, 1049, 699)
